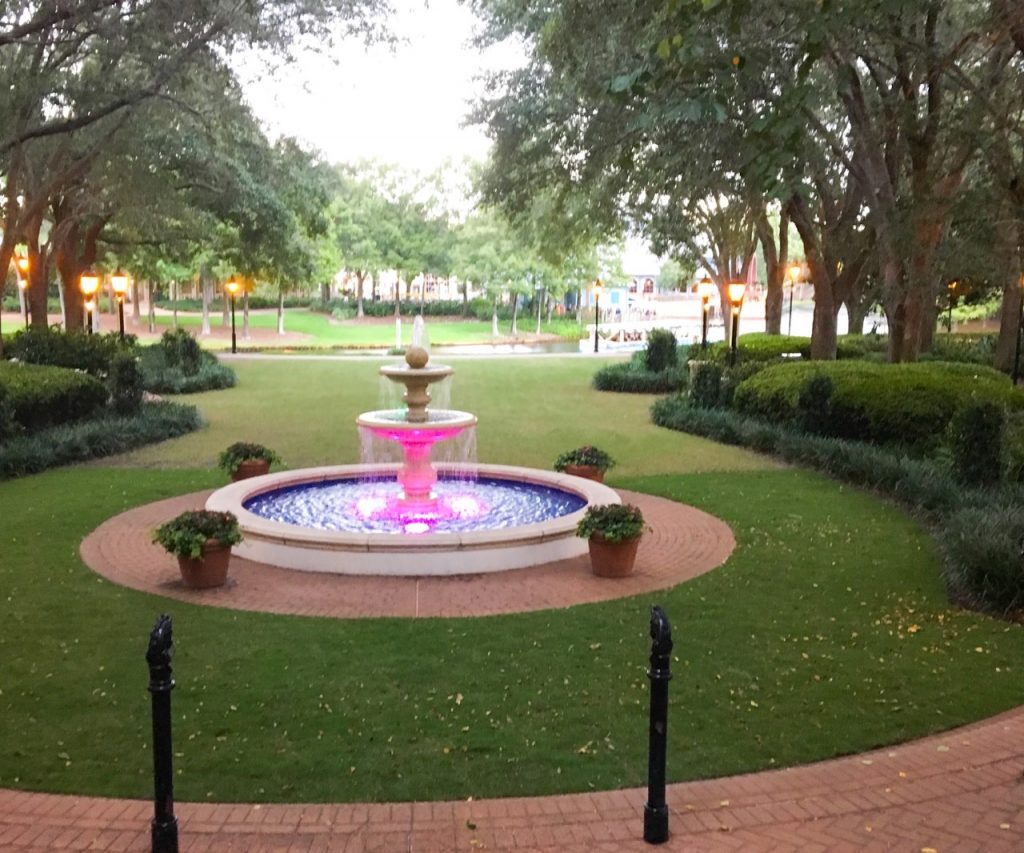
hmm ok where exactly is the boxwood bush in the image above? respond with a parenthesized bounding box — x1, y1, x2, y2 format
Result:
(0, 362, 108, 431)
(7, 327, 135, 376)
(592, 360, 684, 393)
(733, 360, 1024, 451)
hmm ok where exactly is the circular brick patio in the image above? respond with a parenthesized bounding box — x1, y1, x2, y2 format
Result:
(80, 488, 736, 618)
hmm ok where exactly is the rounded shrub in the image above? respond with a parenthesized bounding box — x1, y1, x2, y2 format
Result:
(948, 401, 1004, 486)
(643, 328, 679, 373)
(733, 360, 1024, 451)
(8, 327, 135, 376)
(108, 351, 144, 415)
(0, 362, 108, 430)
(797, 373, 834, 435)
(160, 328, 202, 376)
(690, 362, 724, 409)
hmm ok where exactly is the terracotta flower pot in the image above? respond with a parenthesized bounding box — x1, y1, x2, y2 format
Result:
(176, 540, 232, 589)
(563, 464, 605, 483)
(231, 459, 271, 482)
(587, 532, 641, 578)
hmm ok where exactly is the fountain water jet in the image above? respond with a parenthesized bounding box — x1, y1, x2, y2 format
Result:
(206, 319, 621, 575)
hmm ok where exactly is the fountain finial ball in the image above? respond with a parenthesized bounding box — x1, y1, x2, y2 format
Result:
(406, 345, 429, 369)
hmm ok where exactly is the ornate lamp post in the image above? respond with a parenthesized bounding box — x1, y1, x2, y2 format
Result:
(592, 279, 602, 353)
(226, 277, 240, 354)
(16, 254, 29, 327)
(787, 263, 801, 336)
(946, 280, 957, 335)
(727, 282, 746, 366)
(697, 275, 714, 350)
(111, 269, 129, 340)
(80, 270, 100, 335)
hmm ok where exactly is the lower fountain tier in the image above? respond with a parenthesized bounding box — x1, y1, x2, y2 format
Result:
(205, 463, 621, 576)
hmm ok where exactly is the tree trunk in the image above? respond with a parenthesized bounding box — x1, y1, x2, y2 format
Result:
(356, 271, 365, 318)
(846, 297, 868, 336)
(755, 207, 789, 335)
(131, 279, 141, 325)
(492, 297, 499, 337)
(461, 280, 469, 317)
(221, 286, 230, 326)
(147, 281, 156, 333)
(510, 292, 519, 336)
(277, 289, 286, 335)
(172, 281, 178, 330)
(995, 218, 1024, 372)
(535, 288, 544, 335)
(243, 292, 251, 340)
(200, 274, 212, 335)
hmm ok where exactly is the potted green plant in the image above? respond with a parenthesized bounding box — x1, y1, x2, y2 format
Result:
(218, 442, 281, 482)
(575, 503, 646, 577)
(553, 445, 615, 483)
(153, 510, 243, 589)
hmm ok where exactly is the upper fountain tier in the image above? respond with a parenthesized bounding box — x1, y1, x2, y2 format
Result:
(357, 342, 476, 432)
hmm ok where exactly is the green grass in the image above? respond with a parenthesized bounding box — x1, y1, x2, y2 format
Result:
(1, 356, 1021, 804)
(111, 358, 774, 475)
(153, 309, 583, 348)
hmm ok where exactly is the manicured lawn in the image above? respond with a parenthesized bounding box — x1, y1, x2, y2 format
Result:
(152, 309, 584, 348)
(1, 356, 1021, 803)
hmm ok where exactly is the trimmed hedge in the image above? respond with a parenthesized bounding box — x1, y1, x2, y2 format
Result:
(7, 327, 136, 376)
(703, 332, 888, 364)
(650, 396, 1024, 615)
(139, 344, 236, 394)
(0, 362, 108, 431)
(733, 360, 1024, 451)
(0, 402, 201, 479)
(592, 361, 684, 393)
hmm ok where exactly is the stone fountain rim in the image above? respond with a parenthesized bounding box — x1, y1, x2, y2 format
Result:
(355, 409, 478, 431)
(204, 463, 621, 575)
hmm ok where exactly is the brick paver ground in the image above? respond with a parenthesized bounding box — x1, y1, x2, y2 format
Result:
(1, 705, 1021, 850)
(80, 489, 735, 618)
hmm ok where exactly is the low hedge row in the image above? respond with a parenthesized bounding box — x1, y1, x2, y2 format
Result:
(592, 360, 684, 393)
(0, 401, 201, 480)
(156, 296, 312, 312)
(650, 396, 1024, 614)
(703, 333, 889, 364)
(7, 327, 136, 376)
(0, 362, 109, 431)
(311, 298, 469, 318)
(732, 360, 1023, 452)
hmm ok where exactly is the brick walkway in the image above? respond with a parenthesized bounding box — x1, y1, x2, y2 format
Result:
(80, 489, 735, 618)
(1, 705, 1021, 850)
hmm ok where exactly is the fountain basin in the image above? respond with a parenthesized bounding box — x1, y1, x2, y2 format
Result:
(205, 463, 621, 576)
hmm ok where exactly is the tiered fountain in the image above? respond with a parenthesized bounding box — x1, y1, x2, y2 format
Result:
(206, 322, 620, 575)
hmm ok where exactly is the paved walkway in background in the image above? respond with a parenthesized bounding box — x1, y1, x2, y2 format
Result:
(1, 705, 1021, 850)
(80, 490, 735, 618)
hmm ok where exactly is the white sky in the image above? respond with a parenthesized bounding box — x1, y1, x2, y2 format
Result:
(239, 0, 525, 175)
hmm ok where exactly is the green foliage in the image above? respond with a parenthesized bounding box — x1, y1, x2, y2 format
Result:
(797, 374, 834, 435)
(314, 298, 467, 318)
(0, 402, 200, 480)
(0, 384, 15, 442)
(690, 362, 724, 408)
(160, 328, 202, 375)
(592, 359, 683, 393)
(1004, 412, 1024, 483)
(153, 510, 243, 559)
(218, 441, 281, 474)
(107, 352, 144, 415)
(575, 503, 645, 543)
(139, 344, 236, 394)
(922, 334, 998, 367)
(0, 362, 109, 431)
(948, 402, 1004, 486)
(158, 295, 312, 312)
(705, 333, 809, 364)
(940, 506, 1024, 614)
(7, 327, 135, 377)
(553, 445, 615, 473)
(733, 361, 1023, 452)
(643, 328, 679, 373)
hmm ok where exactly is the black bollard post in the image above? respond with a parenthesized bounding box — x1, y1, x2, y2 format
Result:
(643, 605, 672, 844)
(146, 614, 179, 853)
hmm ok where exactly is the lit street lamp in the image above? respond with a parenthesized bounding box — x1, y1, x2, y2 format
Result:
(727, 282, 746, 366)
(80, 270, 100, 335)
(111, 269, 129, 340)
(226, 277, 240, 354)
(946, 280, 957, 335)
(697, 275, 715, 350)
(592, 279, 602, 353)
(16, 254, 29, 327)
(787, 263, 801, 336)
